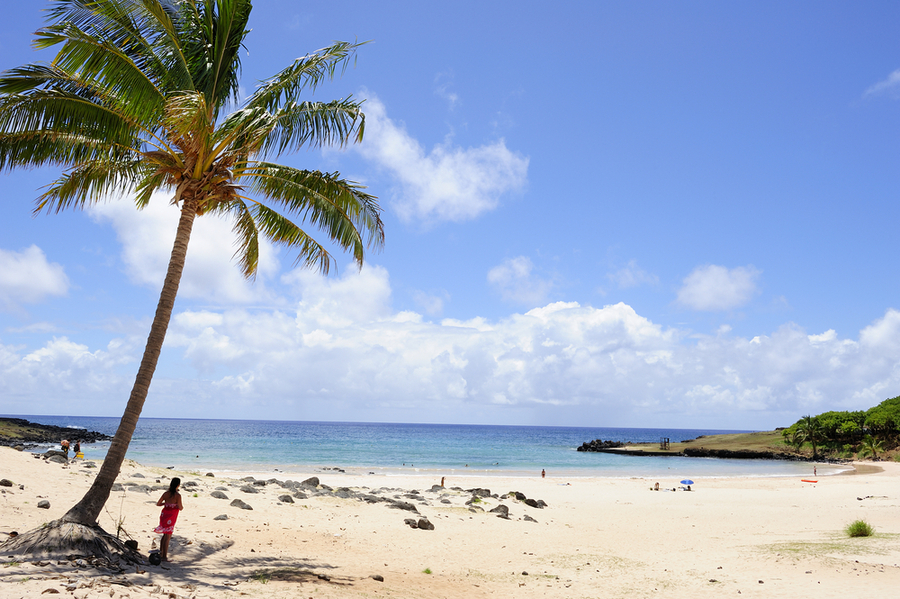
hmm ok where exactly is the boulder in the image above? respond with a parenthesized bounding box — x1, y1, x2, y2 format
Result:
(230, 499, 253, 510)
(211, 491, 228, 500)
(300, 477, 320, 488)
(239, 485, 258, 494)
(37, 500, 50, 509)
(489, 504, 509, 516)
(278, 495, 294, 503)
(213, 514, 228, 521)
(0, 479, 12, 487)
(416, 518, 435, 530)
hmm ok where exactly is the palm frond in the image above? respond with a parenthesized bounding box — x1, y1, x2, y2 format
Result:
(241, 162, 384, 267)
(259, 97, 365, 157)
(35, 157, 148, 214)
(247, 40, 365, 113)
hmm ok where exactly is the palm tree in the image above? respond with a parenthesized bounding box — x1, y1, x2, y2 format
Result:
(857, 435, 884, 460)
(796, 415, 825, 460)
(0, 0, 383, 557)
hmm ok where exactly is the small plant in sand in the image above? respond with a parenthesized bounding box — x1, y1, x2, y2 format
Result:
(251, 571, 271, 584)
(423, 568, 432, 574)
(846, 520, 875, 538)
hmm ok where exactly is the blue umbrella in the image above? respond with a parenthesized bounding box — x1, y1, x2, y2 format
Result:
(680, 479, 694, 485)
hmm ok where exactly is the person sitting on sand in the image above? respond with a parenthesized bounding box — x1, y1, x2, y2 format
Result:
(153, 478, 184, 562)
(653, 482, 659, 491)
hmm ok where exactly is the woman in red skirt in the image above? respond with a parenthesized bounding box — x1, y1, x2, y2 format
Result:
(153, 477, 183, 562)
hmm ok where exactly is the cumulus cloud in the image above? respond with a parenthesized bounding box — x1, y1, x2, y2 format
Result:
(676, 264, 761, 311)
(0, 245, 69, 311)
(864, 69, 900, 99)
(607, 259, 659, 289)
(3, 264, 900, 428)
(355, 95, 529, 225)
(90, 194, 280, 304)
(488, 256, 554, 305)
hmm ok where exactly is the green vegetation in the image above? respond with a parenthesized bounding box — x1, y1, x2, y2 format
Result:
(780, 395, 900, 461)
(846, 520, 875, 538)
(423, 568, 433, 574)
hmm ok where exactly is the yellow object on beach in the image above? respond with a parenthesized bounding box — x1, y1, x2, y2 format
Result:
(75, 452, 84, 459)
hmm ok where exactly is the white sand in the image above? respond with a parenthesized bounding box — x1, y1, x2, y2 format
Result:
(2, 446, 899, 598)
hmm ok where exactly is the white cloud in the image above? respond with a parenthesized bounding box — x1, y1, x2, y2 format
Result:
(356, 95, 529, 224)
(90, 194, 280, 304)
(0, 245, 69, 311)
(607, 259, 659, 289)
(864, 69, 900, 99)
(676, 264, 761, 311)
(412, 289, 449, 316)
(487, 256, 554, 305)
(3, 266, 900, 428)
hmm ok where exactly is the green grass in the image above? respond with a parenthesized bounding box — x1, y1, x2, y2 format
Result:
(847, 520, 875, 538)
(422, 568, 432, 574)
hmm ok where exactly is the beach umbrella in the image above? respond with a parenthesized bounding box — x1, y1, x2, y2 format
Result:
(680, 479, 694, 485)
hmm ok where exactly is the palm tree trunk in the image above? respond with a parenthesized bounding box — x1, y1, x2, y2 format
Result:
(62, 198, 198, 526)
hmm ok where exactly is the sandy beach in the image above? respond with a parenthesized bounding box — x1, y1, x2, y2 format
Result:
(2, 446, 899, 598)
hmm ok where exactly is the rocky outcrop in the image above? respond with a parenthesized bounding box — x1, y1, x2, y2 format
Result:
(0, 417, 111, 448)
(682, 447, 809, 461)
(577, 439, 625, 452)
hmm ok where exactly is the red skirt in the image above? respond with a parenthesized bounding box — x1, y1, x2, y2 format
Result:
(154, 504, 179, 534)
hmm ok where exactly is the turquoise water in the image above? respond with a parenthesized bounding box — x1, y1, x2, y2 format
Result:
(9, 415, 840, 479)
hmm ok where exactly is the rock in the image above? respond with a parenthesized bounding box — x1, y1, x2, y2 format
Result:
(301, 477, 320, 488)
(468, 506, 484, 513)
(0, 479, 12, 487)
(41, 588, 60, 594)
(489, 504, 509, 516)
(524, 498, 544, 509)
(577, 439, 625, 452)
(523, 514, 538, 523)
(370, 574, 384, 582)
(292, 490, 308, 500)
(417, 518, 434, 530)
(124, 540, 138, 551)
(466, 487, 491, 497)
(430, 485, 444, 492)
(211, 491, 228, 500)
(213, 514, 228, 521)
(386, 500, 419, 513)
(182, 481, 198, 488)
(131, 473, 145, 478)
(513, 491, 526, 501)
(239, 485, 258, 494)
(206, 472, 215, 477)
(111, 483, 123, 492)
(252, 480, 267, 487)
(440, 498, 451, 504)
(278, 495, 294, 503)
(404, 518, 418, 528)
(37, 499, 50, 509)
(230, 499, 253, 510)
(46, 455, 68, 464)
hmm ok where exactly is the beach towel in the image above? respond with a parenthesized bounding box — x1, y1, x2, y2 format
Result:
(154, 503, 179, 534)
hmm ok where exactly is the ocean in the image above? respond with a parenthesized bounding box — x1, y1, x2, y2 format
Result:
(7, 415, 840, 479)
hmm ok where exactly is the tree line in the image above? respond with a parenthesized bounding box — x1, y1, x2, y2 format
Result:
(781, 394, 900, 460)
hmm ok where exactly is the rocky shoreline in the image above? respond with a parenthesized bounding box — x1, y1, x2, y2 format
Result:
(577, 437, 813, 461)
(0, 417, 111, 449)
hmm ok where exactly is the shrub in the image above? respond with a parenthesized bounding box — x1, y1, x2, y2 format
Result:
(846, 520, 874, 538)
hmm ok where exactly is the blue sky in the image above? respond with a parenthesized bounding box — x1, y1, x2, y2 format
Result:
(1, 1, 898, 430)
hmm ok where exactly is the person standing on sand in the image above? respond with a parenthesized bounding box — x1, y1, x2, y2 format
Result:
(153, 478, 183, 562)
(541, 469, 546, 478)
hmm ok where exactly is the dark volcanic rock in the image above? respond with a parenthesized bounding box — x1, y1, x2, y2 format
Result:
(682, 447, 805, 460)
(0, 417, 112, 448)
(230, 498, 253, 510)
(577, 439, 625, 452)
(211, 491, 229, 500)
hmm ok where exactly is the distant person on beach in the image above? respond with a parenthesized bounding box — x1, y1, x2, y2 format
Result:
(541, 469, 546, 478)
(60, 439, 69, 457)
(153, 478, 184, 562)
(73, 440, 81, 456)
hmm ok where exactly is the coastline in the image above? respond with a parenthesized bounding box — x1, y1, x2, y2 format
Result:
(2, 446, 900, 598)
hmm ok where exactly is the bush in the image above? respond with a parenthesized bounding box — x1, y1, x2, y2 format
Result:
(846, 520, 874, 538)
